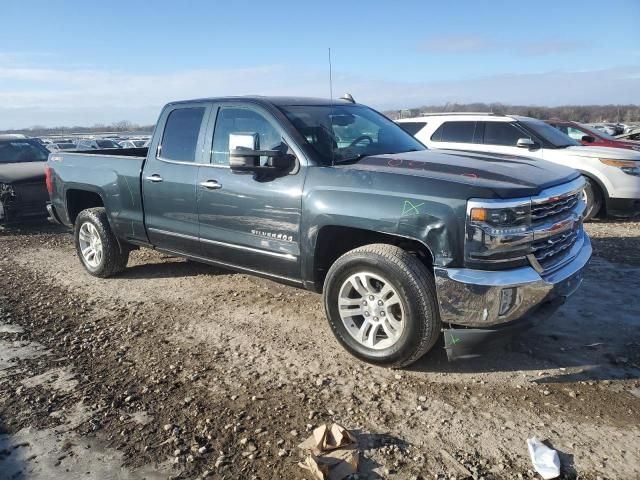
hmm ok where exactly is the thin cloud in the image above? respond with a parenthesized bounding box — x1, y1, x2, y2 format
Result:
(418, 34, 495, 53)
(516, 40, 586, 57)
(418, 34, 589, 57)
(0, 64, 638, 129)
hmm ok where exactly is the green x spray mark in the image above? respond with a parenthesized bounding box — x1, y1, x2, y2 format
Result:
(448, 332, 462, 345)
(401, 200, 424, 216)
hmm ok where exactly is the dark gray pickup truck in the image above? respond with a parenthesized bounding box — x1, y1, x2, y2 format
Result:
(46, 96, 591, 366)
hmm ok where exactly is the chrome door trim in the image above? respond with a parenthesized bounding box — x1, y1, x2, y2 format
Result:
(157, 247, 303, 285)
(147, 227, 297, 261)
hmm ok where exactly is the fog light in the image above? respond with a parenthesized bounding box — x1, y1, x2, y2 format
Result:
(499, 287, 517, 316)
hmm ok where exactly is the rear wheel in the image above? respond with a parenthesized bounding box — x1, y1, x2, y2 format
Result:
(323, 244, 441, 368)
(74, 207, 129, 278)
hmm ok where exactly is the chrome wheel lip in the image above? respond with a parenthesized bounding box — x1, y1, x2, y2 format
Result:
(78, 222, 103, 269)
(338, 271, 405, 350)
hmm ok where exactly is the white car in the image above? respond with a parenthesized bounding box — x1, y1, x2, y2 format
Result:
(397, 113, 640, 219)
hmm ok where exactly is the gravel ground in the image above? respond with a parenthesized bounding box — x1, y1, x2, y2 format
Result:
(0, 220, 639, 480)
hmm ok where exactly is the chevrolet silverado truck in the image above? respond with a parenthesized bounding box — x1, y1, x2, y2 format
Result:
(46, 96, 591, 366)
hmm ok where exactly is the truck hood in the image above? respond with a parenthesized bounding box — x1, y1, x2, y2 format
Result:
(339, 150, 579, 198)
(561, 145, 640, 160)
(0, 161, 47, 184)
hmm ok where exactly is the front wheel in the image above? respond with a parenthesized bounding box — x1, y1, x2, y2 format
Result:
(582, 177, 603, 221)
(74, 207, 129, 278)
(323, 244, 441, 368)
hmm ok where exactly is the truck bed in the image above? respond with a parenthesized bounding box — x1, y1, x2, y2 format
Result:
(48, 149, 148, 242)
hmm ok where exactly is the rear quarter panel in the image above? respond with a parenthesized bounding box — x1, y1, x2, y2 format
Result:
(49, 152, 147, 241)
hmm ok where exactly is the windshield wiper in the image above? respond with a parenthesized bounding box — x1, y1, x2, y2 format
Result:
(333, 153, 369, 164)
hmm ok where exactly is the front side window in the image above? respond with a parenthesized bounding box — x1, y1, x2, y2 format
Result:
(566, 126, 587, 141)
(431, 121, 477, 143)
(211, 107, 282, 166)
(161, 107, 206, 162)
(483, 122, 525, 146)
(279, 104, 424, 164)
(520, 119, 579, 148)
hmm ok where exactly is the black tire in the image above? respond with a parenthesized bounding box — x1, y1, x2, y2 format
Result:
(582, 177, 603, 221)
(74, 207, 129, 278)
(323, 244, 441, 368)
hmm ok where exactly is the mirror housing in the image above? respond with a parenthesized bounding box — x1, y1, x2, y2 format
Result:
(516, 138, 538, 149)
(228, 132, 294, 173)
(581, 135, 596, 143)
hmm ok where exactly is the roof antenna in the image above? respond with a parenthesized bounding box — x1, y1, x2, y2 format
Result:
(328, 47, 335, 166)
(328, 47, 334, 104)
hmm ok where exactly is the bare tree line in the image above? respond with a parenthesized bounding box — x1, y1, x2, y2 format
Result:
(2, 104, 640, 136)
(1, 121, 154, 136)
(384, 103, 640, 123)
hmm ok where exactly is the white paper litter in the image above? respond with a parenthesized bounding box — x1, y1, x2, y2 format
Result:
(527, 437, 560, 479)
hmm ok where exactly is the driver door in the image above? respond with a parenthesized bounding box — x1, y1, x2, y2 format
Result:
(196, 104, 305, 281)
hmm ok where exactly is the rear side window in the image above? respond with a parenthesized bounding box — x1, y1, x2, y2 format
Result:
(483, 122, 526, 146)
(161, 107, 205, 162)
(397, 121, 427, 136)
(431, 121, 477, 143)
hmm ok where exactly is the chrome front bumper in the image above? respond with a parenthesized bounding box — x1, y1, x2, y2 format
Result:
(434, 233, 592, 328)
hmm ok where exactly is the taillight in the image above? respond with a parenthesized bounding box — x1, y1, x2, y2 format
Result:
(45, 166, 53, 194)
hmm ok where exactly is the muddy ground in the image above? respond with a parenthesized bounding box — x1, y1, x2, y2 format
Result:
(0, 218, 638, 480)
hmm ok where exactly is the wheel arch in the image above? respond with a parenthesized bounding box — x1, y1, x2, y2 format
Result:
(310, 225, 435, 293)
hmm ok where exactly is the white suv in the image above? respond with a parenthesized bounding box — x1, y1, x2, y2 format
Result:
(397, 113, 640, 219)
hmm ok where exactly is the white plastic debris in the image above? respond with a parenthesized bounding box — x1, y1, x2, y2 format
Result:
(527, 437, 560, 479)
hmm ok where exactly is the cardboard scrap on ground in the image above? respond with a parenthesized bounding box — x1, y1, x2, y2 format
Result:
(298, 424, 359, 480)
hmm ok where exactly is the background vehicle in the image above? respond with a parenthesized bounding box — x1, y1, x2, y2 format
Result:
(617, 129, 640, 142)
(397, 113, 640, 220)
(587, 123, 623, 136)
(118, 139, 147, 149)
(546, 119, 640, 151)
(47, 97, 591, 366)
(0, 138, 50, 224)
(47, 142, 77, 152)
(75, 139, 121, 150)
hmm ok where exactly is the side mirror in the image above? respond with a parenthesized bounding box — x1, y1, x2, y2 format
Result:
(228, 132, 294, 173)
(516, 138, 537, 149)
(581, 135, 596, 143)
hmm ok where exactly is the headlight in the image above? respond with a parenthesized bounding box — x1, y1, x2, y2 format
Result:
(465, 199, 532, 268)
(600, 158, 640, 176)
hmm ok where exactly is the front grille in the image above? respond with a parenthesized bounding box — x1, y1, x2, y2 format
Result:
(532, 229, 579, 270)
(531, 192, 580, 222)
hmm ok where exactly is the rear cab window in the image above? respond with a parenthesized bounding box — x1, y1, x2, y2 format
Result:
(160, 107, 206, 162)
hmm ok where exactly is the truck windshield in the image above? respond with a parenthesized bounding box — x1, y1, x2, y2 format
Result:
(0, 140, 50, 163)
(279, 104, 425, 164)
(521, 119, 580, 148)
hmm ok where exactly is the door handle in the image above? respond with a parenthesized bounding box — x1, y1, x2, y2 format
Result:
(199, 180, 222, 190)
(145, 174, 163, 183)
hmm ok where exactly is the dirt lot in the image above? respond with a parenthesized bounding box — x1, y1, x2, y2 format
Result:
(0, 218, 639, 480)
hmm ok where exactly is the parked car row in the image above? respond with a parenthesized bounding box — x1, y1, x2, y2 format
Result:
(397, 113, 640, 220)
(35, 134, 152, 153)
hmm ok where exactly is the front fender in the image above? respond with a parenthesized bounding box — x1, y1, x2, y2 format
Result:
(300, 167, 466, 283)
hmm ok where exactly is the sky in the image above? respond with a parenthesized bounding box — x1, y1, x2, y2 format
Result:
(0, 0, 639, 129)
